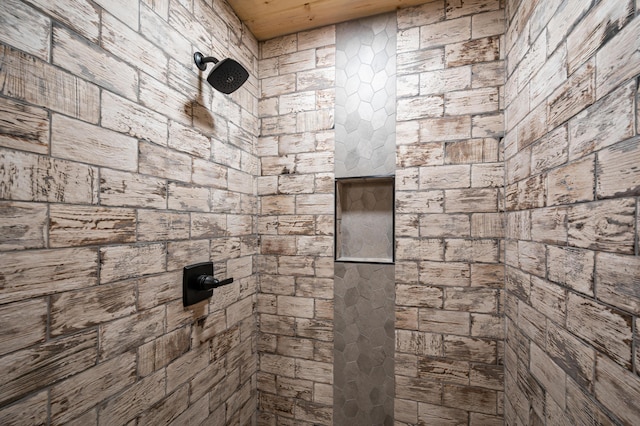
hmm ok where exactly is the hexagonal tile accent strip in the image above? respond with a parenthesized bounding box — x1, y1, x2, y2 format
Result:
(335, 12, 397, 178)
(334, 263, 395, 425)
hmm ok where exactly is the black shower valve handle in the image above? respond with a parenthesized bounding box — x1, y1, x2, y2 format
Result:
(195, 275, 233, 291)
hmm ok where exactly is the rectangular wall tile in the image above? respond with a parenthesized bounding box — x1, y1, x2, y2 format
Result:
(99, 244, 166, 284)
(567, 293, 632, 369)
(445, 36, 500, 67)
(50, 351, 136, 424)
(567, 198, 635, 254)
(51, 115, 138, 171)
(594, 354, 640, 425)
(53, 26, 138, 100)
(0, 97, 49, 154)
(0, 330, 98, 406)
(595, 16, 640, 99)
(595, 252, 640, 315)
(49, 205, 136, 247)
(0, 248, 98, 304)
(568, 81, 635, 161)
(0, 0, 50, 60)
(0, 201, 47, 250)
(50, 280, 136, 336)
(101, 92, 168, 148)
(99, 306, 165, 361)
(596, 137, 640, 199)
(100, 169, 167, 209)
(0, 46, 100, 123)
(0, 298, 47, 356)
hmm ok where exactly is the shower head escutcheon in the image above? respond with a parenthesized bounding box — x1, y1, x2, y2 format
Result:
(193, 52, 249, 94)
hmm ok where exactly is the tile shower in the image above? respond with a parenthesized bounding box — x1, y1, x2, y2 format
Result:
(1, 0, 640, 425)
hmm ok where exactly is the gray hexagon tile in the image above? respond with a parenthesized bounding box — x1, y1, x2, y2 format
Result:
(335, 12, 397, 178)
(334, 263, 395, 426)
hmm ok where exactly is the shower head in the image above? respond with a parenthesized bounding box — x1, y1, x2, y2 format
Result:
(194, 52, 249, 94)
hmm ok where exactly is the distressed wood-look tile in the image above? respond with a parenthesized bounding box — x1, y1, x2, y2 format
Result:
(100, 169, 167, 209)
(98, 306, 165, 361)
(0, 247, 98, 304)
(0, 46, 100, 123)
(49, 204, 136, 247)
(445, 36, 500, 67)
(53, 26, 138, 100)
(1, 149, 98, 205)
(1, 330, 98, 407)
(97, 369, 165, 425)
(0, 201, 47, 250)
(52, 114, 137, 171)
(569, 81, 635, 161)
(99, 243, 166, 284)
(0, 390, 48, 425)
(547, 59, 595, 129)
(50, 351, 136, 424)
(596, 137, 640, 199)
(102, 92, 168, 148)
(594, 353, 640, 425)
(567, 293, 632, 369)
(0, 298, 47, 356)
(0, 97, 49, 154)
(50, 280, 136, 336)
(595, 15, 640, 99)
(28, 0, 100, 42)
(567, 198, 635, 254)
(0, 0, 50, 60)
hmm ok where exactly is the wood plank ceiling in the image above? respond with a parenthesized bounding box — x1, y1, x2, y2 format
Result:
(226, 0, 430, 41)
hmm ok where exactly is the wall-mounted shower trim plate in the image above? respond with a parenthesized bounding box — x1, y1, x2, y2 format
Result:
(183, 262, 213, 306)
(183, 262, 234, 306)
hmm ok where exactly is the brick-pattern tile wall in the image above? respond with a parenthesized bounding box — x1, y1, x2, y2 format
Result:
(256, 27, 336, 425)
(504, 0, 640, 424)
(0, 0, 259, 424)
(393, 1, 506, 424)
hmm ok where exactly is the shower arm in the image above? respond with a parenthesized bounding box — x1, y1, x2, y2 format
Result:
(194, 52, 219, 71)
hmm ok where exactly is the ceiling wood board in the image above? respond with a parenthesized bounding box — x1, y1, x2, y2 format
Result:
(227, 0, 429, 40)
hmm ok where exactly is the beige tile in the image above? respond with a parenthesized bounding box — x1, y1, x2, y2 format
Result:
(446, 0, 501, 19)
(1, 46, 100, 123)
(0, 248, 98, 304)
(547, 59, 595, 129)
(49, 205, 136, 247)
(547, 155, 595, 206)
(50, 280, 136, 337)
(53, 26, 137, 100)
(0, 97, 49, 154)
(0, 298, 47, 356)
(0, 0, 50, 60)
(0, 390, 48, 425)
(421, 17, 471, 49)
(567, 293, 632, 368)
(567, 198, 635, 254)
(569, 81, 635, 161)
(0, 201, 47, 250)
(594, 354, 640, 425)
(51, 114, 137, 171)
(445, 35, 500, 67)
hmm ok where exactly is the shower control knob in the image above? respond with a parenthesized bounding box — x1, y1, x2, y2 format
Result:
(195, 275, 234, 291)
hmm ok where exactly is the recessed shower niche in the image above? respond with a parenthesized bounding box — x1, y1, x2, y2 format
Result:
(335, 176, 394, 263)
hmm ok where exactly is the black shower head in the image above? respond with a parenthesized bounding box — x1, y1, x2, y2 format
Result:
(194, 52, 249, 94)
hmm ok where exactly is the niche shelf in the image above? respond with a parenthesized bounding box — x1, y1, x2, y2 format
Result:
(335, 176, 394, 264)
